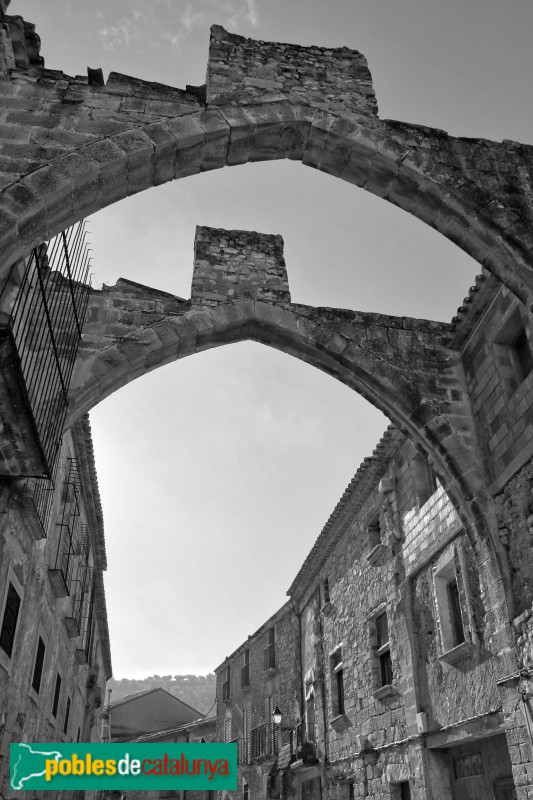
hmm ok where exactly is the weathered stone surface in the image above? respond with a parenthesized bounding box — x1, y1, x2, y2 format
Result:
(0, 23, 532, 304)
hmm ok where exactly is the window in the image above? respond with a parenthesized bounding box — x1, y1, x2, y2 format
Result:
(412, 453, 437, 507)
(63, 696, 71, 735)
(222, 666, 231, 701)
(0, 581, 22, 659)
(330, 649, 345, 717)
(322, 578, 330, 605)
(368, 511, 381, 549)
(495, 312, 533, 393)
(31, 636, 46, 694)
(243, 784, 250, 800)
(264, 628, 276, 670)
(241, 649, 250, 688)
(268, 692, 278, 755)
(391, 782, 411, 800)
(370, 609, 395, 700)
(52, 673, 62, 718)
(305, 682, 316, 743)
(224, 717, 232, 743)
(511, 329, 533, 382)
(447, 580, 465, 647)
(376, 613, 393, 687)
(433, 546, 469, 663)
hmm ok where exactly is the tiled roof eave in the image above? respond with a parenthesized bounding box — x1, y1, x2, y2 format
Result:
(71, 414, 112, 679)
(287, 425, 404, 600)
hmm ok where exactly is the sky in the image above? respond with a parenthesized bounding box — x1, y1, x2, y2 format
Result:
(15, 0, 533, 677)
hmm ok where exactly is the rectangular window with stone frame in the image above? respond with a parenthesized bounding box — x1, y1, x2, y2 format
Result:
(241, 648, 250, 688)
(222, 665, 231, 701)
(376, 612, 393, 687)
(0, 568, 24, 673)
(305, 680, 316, 743)
(433, 541, 473, 665)
(330, 648, 345, 717)
(264, 627, 276, 671)
(31, 634, 46, 695)
(369, 607, 395, 699)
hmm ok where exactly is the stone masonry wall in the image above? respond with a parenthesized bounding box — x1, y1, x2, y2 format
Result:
(410, 534, 500, 729)
(295, 433, 507, 798)
(0, 427, 109, 798)
(402, 483, 461, 576)
(215, 602, 300, 799)
(192, 226, 290, 306)
(460, 284, 533, 490)
(207, 25, 378, 119)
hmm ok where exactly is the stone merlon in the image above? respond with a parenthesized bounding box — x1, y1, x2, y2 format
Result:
(192, 225, 290, 306)
(207, 25, 378, 119)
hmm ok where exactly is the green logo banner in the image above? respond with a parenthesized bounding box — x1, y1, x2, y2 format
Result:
(10, 742, 238, 791)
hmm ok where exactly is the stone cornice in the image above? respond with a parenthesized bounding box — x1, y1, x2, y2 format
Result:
(71, 414, 112, 679)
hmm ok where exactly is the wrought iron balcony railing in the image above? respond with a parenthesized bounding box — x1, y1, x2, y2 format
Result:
(251, 723, 278, 761)
(48, 457, 82, 596)
(0, 221, 91, 477)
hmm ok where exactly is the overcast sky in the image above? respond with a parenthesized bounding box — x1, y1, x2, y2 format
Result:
(16, 0, 533, 677)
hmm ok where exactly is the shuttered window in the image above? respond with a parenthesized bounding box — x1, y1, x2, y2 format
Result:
(224, 718, 231, 743)
(0, 582, 22, 658)
(243, 706, 251, 764)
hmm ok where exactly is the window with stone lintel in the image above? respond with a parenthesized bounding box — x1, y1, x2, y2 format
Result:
(433, 542, 474, 665)
(369, 605, 395, 700)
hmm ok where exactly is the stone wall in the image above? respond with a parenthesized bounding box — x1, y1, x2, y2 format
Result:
(289, 428, 522, 798)
(192, 226, 290, 306)
(0, 421, 111, 798)
(458, 282, 533, 490)
(1, 17, 533, 309)
(207, 25, 378, 119)
(215, 601, 300, 799)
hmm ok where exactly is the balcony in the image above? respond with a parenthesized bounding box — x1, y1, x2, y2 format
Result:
(64, 538, 92, 639)
(48, 458, 82, 598)
(251, 723, 278, 763)
(0, 222, 91, 477)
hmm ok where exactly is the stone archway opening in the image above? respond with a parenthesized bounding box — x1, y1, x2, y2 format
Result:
(61, 225, 512, 647)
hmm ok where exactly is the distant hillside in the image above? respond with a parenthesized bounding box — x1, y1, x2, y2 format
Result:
(107, 674, 216, 716)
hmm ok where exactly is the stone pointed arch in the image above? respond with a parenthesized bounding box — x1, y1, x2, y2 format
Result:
(68, 275, 511, 634)
(0, 21, 533, 308)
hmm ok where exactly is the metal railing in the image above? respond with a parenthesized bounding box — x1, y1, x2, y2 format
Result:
(71, 530, 91, 630)
(8, 221, 91, 475)
(49, 458, 82, 595)
(29, 453, 60, 534)
(251, 723, 278, 760)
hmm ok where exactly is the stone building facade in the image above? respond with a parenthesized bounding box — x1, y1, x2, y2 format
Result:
(0, 416, 112, 799)
(2, 3, 533, 799)
(216, 270, 533, 800)
(0, 216, 112, 795)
